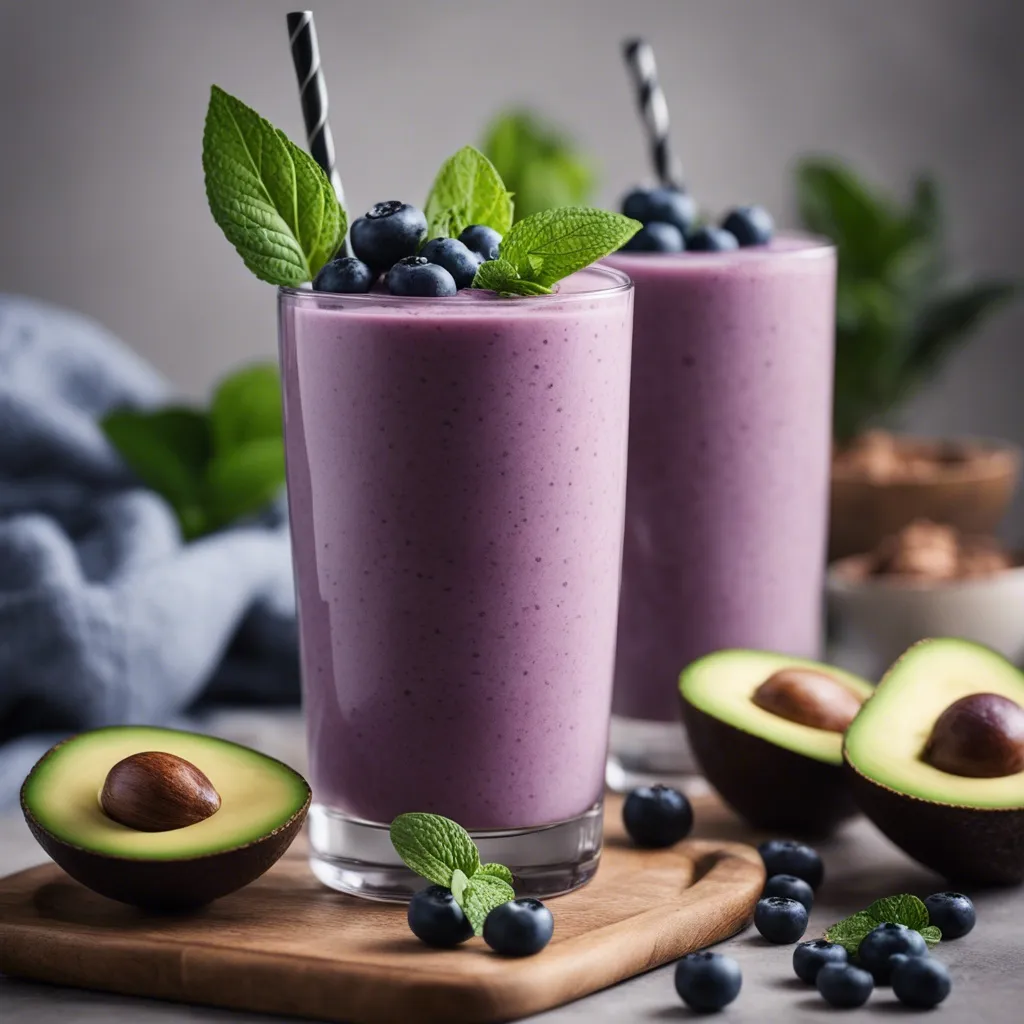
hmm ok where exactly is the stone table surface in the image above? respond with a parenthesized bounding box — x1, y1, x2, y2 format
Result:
(2, 711, 1022, 1023)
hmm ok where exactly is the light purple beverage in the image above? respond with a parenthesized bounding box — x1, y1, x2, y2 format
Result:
(604, 236, 836, 783)
(278, 266, 633, 898)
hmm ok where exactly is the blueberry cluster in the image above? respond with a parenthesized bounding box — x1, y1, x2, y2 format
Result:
(618, 185, 774, 253)
(312, 201, 502, 297)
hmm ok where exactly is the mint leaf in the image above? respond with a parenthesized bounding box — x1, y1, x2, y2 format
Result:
(499, 207, 640, 288)
(824, 911, 879, 956)
(472, 259, 552, 296)
(210, 364, 282, 455)
(424, 145, 513, 241)
(461, 874, 515, 935)
(389, 812, 480, 888)
(865, 895, 929, 932)
(205, 437, 286, 529)
(450, 868, 469, 905)
(203, 85, 346, 286)
(477, 863, 514, 886)
(825, 894, 940, 956)
(919, 925, 942, 946)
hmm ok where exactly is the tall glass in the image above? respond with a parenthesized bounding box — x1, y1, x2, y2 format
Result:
(278, 267, 633, 899)
(603, 237, 837, 787)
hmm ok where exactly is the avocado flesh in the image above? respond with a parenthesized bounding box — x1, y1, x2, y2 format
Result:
(845, 639, 1024, 808)
(22, 726, 310, 859)
(680, 649, 875, 763)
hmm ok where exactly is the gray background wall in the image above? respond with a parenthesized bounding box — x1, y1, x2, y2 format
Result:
(2, 0, 1024, 532)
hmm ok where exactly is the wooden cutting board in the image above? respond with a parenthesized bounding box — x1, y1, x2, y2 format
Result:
(0, 795, 764, 1024)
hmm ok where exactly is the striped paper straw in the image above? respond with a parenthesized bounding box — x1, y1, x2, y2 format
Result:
(622, 38, 683, 190)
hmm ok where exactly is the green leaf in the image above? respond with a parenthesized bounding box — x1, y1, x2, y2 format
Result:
(472, 258, 552, 296)
(476, 863, 514, 886)
(865, 895, 929, 932)
(203, 85, 346, 286)
(450, 868, 469, 905)
(919, 925, 942, 946)
(424, 145, 513, 240)
(461, 874, 515, 936)
(499, 207, 640, 288)
(825, 894, 940, 957)
(205, 437, 286, 528)
(824, 911, 879, 956)
(389, 812, 480, 888)
(210, 363, 282, 456)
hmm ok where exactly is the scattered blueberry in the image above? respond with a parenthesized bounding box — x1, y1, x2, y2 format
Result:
(482, 898, 554, 957)
(385, 256, 457, 298)
(687, 226, 739, 252)
(312, 255, 375, 294)
(350, 201, 427, 271)
(763, 874, 813, 912)
(721, 205, 774, 246)
(458, 224, 502, 261)
(620, 222, 685, 253)
(622, 785, 693, 848)
(757, 840, 824, 890)
(891, 955, 952, 1009)
(674, 951, 742, 1013)
(420, 237, 481, 290)
(857, 923, 928, 985)
(793, 940, 847, 984)
(816, 963, 874, 1008)
(924, 892, 976, 939)
(406, 885, 473, 948)
(754, 896, 808, 944)
(621, 186, 698, 235)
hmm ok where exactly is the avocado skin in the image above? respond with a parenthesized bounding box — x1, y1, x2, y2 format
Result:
(845, 759, 1024, 885)
(680, 698, 858, 836)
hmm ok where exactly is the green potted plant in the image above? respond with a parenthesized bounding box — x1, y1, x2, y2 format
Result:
(795, 158, 1021, 559)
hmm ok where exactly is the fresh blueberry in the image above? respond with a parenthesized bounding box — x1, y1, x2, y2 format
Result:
(924, 891, 976, 939)
(621, 186, 698, 235)
(857, 923, 928, 985)
(687, 226, 739, 252)
(757, 840, 824, 890)
(622, 785, 693, 848)
(350, 201, 427, 271)
(793, 940, 848, 984)
(763, 874, 813, 911)
(482, 898, 554, 957)
(406, 885, 473, 947)
(891, 955, 952, 1009)
(458, 224, 502, 261)
(721, 205, 774, 246)
(620, 222, 685, 253)
(754, 896, 808, 944)
(816, 963, 874, 1008)
(385, 256, 457, 298)
(674, 951, 742, 1013)
(420, 237, 482, 290)
(312, 256, 375, 294)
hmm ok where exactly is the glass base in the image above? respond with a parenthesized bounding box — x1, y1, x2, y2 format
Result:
(606, 715, 709, 794)
(307, 801, 603, 902)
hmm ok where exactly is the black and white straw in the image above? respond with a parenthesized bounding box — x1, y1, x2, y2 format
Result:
(622, 38, 683, 191)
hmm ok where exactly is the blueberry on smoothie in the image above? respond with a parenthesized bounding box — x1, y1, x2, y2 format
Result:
(857, 923, 928, 984)
(721, 205, 774, 247)
(763, 873, 814, 911)
(386, 256, 457, 297)
(687, 226, 739, 252)
(793, 939, 847, 984)
(754, 896, 808, 943)
(757, 840, 824, 889)
(891, 955, 952, 1009)
(924, 891, 976, 939)
(420, 237, 482, 289)
(622, 785, 693, 847)
(482, 898, 554, 956)
(312, 256, 375, 294)
(674, 951, 742, 1013)
(350, 201, 427, 270)
(458, 224, 502, 261)
(621, 186, 698, 235)
(816, 963, 874, 1008)
(621, 222, 685, 253)
(407, 885, 473, 947)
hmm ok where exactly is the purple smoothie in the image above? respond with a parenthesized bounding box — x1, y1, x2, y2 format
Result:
(279, 266, 633, 830)
(605, 236, 836, 725)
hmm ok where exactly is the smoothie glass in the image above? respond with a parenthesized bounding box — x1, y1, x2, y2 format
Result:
(604, 236, 837, 787)
(278, 266, 633, 899)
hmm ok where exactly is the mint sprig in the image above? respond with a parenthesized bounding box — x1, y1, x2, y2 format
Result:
(825, 894, 942, 956)
(390, 812, 515, 935)
(424, 145, 513, 241)
(203, 85, 346, 286)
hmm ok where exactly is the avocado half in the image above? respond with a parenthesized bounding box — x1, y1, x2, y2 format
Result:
(21, 726, 311, 909)
(679, 650, 875, 835)
(845, 639, 1024, 884)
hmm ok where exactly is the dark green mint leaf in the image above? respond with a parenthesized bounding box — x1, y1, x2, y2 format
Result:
(389, 813, 480, 888)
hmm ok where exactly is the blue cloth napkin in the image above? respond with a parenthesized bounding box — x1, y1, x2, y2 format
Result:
(0, 295, 299, 805)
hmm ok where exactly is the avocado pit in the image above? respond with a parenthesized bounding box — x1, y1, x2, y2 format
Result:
(752, 668, 864, 733)
(100, 751, 221, 831)
(922, 693, 1024, 779)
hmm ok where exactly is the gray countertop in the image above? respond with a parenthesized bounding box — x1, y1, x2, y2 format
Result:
(2, 712, 1022, 1023)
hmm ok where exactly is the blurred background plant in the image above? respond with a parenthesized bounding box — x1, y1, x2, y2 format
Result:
(795, 157, 1019, 443)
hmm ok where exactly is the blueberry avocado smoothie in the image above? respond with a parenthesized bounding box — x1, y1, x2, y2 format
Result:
(203, 86, 639, 899)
